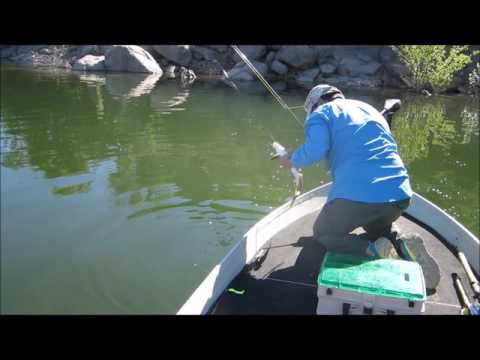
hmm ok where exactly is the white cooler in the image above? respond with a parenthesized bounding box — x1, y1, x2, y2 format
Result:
(317, 252, 427, 315)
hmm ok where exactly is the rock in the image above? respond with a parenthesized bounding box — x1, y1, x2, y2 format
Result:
(296, 68, 320, 83)
(276, 45, 317, 69)
(191, 46, 218, 61)
(73, 55, 106, 72)
(313, 45, 334, 59)
(227, 61, 268, 81)
(379, 46, 398, 63)
(385, 62, 410, 78)
(357, 52, 372, 63)
(267, 45, 282, 51)
(67, 45, 101, 61)
(152, 45, 192, 66)
(38, 47, 53, 55)
(207, 45, 229, 53)
(383, 62, 412, 87)
(140, 45, 156, 56)
(164, 64, 177, 78)
(337, 57, 382, 76)
(270, 60, 288, 75)
(190, 59, 226, 77)
(319, 63, 337, 76)
(232, 45, 267, 62)
(265, 51, 276, 65)
(0, 46, 17, 59)
(104, 45, 162, 74)
(98, 45, 117, 55)
(179, 67, 196, 83)
(380, 68, 408, 88)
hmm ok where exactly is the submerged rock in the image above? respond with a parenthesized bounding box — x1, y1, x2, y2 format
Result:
(104, 45, 162, 74)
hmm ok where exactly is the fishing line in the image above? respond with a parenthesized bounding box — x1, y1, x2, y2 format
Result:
(231, 45, 303, 128)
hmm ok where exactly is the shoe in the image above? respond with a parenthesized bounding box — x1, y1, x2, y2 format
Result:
(366, 237, 396, 258)
(399, 233, 441, 291)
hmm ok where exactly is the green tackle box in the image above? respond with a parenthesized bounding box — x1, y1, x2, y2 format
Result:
(316, 252, 427, 315)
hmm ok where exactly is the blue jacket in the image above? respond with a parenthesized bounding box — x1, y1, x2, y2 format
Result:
(290, 98, 412, 204)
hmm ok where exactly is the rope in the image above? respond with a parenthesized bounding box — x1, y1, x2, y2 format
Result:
(231, 45, 303, 128)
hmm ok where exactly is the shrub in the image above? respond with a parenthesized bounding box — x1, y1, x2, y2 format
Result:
(394, 45, 473, 93)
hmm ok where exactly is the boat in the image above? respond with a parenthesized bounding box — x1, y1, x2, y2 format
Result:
(177, 183, 480, 315)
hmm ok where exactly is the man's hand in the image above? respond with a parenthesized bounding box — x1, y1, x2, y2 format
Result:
(271, 142, 293, 169)
(278, 155, 292, 169)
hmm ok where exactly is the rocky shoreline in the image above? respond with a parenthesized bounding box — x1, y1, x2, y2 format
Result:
(0, 45, 477, 94)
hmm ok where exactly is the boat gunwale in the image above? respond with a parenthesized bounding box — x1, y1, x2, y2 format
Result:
(177, 183, 479, 315)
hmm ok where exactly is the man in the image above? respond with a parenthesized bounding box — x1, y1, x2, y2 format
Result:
(275, 84, 439, 290)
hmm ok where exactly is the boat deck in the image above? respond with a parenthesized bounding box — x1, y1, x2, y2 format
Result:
(209, 211, 475, 315)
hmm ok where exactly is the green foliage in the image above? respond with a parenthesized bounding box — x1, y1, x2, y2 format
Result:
(394, 45, 473, 93)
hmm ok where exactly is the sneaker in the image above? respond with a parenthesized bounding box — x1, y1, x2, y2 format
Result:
(399, 233, 441, 291)
(366, 237, 396, 258)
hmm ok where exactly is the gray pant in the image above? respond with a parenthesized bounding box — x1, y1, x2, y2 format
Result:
(313, 198, 410, 255)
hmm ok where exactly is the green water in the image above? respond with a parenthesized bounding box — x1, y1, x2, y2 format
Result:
(1, 66, 478, 314)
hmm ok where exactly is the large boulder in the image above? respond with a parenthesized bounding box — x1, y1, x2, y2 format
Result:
(67, 45, 101, 63)
(104, 45, 162, 74)
(73, 55, 105, 71)
(152, 45, 192, 66)
(270, 60, 288, 75)
(276, 45, 317, 69)
(232, 45, 267, 62)
(296, 68, 320, 83)
(227, 61, 268, 81)
(337, 57, 382, 76)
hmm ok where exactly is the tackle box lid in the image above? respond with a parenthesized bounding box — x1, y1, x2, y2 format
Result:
(317, 252, 426, 301)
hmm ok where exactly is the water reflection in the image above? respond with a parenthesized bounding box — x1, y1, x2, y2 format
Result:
(1, 66, 478, 314)
(105, 73, 162, 100)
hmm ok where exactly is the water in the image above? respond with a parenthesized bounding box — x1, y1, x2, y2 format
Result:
(1, 66, 478, 314)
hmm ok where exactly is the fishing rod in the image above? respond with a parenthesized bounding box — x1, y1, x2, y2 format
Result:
(231, 45, 304, 204)
(452, 273, 480, 315)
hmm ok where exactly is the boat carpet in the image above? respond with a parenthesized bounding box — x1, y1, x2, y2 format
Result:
(209, 211, 475, 315)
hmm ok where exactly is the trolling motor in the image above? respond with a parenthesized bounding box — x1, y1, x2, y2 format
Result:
(380, 99, 402, 128)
